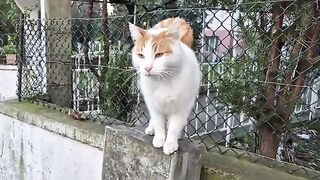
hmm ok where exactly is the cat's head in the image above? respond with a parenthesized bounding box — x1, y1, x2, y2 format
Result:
(129, 20, 183, 78)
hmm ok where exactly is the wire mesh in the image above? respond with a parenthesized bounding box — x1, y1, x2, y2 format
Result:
(12, 0, 320, 177)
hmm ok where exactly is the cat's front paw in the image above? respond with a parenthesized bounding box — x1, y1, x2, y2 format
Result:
(152, 135, 165, 148)
(163, 141, 178, 155)
(145, 125, 154, 135)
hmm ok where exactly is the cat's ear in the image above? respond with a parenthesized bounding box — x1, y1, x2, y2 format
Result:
(129, 22, 146, 41)
(165, 18, 180, 39)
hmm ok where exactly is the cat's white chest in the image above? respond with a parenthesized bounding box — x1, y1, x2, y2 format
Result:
(155, 92, 175, 104)
(152, 92, 177, 113)
(142, 81, 178, 113)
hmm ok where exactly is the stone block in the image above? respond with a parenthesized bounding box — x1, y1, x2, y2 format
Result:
(102, 125, 203, 180)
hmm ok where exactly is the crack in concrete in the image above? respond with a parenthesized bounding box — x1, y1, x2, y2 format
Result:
(0, 133, 4, 158)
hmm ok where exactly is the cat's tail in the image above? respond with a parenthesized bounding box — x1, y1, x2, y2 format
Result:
(153, 17, 193, 48)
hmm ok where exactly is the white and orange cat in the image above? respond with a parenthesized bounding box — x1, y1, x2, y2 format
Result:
(129, 17, 201, 155)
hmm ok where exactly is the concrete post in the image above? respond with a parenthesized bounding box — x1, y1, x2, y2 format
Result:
(309, 84, 318, 120)
(102, 125, 203, 180)
(44, 0, 72, 107)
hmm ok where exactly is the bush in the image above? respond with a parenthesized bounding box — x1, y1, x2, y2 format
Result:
(101, 44, 138, 123)
(1, 43, 16, 55)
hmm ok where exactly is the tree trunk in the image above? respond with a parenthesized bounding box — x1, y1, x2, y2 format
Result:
(258, 122, 281, 159)
(264, 2, 285, 111)
(258, 2, 286, 159)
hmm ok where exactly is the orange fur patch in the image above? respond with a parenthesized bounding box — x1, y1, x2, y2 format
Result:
(134, 32, 150, 53)
(153, 17, 193, 48)
(134, 32, 173, 56)
(133, 17, 193, 56)
(151, 32, 174, 54)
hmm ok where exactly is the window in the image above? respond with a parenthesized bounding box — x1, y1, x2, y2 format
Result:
(204, 35, 220, 62)
(204, 35, 219, 52)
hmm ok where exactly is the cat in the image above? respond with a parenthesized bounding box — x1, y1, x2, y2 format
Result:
(129, 17, 201, 155)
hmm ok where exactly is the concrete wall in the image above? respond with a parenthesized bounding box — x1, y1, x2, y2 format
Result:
(0, 113, 103, 180)
(0, 65, 17, 100)
(0, 101, 319, 180)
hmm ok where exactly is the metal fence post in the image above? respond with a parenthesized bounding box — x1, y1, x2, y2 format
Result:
(17, 13, 25, 101)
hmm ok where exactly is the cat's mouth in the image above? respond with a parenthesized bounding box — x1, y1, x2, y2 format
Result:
(140, 70, 157, 77)
(144, 71, 154, 76)
(141, 71, 176, 81)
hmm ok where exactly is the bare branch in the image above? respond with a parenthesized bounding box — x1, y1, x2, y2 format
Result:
(281, 1, 320, 120)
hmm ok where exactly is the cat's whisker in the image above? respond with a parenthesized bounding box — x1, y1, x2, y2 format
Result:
(157, 72, 169, 81)
(155, 71, 162, 80)
(162, 71, 174, 78)
(163, 73, 169, 80)
(159, 73, 164, 79)
(155, 72, 165, 80)
(163, 67, 178, 70)
(163, 68, 178, 72)
(163, 69, 177, 72)
(159, 73, 166, 80)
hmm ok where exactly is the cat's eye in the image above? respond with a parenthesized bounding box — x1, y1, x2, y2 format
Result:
(137, 53, 144, 58)
(155, 53, 164, 58)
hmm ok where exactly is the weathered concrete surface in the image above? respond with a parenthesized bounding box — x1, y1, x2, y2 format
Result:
(0, 65, 17, 101)
(0, 113, 103, 180)
(1, 101, 319, 180)
(200, 150, 316, 180)
(0, 100, 105, 149)
(192, 134, 320, 179)
(102, 125, 203, 180)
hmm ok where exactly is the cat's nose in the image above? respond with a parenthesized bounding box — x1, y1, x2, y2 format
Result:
(144, 66, 153, 72)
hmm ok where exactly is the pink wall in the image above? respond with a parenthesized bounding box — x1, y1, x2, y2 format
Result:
(204, 28, 233, 57)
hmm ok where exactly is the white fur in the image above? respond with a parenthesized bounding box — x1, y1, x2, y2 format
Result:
(130, 24, 201, 155)
(148, 27, 168, 35)
(128, 22, 144, 41)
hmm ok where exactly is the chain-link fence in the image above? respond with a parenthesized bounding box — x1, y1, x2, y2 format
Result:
(14, 0, 320, 177)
